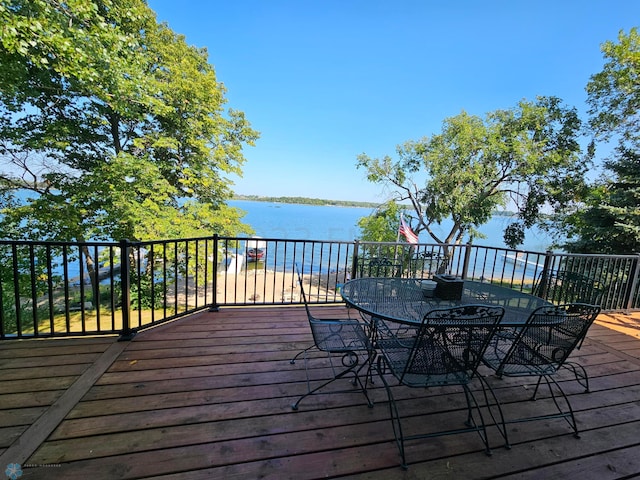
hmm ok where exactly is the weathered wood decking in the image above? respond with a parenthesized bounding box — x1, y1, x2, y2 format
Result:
(1, 306, 640, 479)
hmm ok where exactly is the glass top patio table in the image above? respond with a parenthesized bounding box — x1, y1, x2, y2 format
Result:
(341, 277, 552, 327)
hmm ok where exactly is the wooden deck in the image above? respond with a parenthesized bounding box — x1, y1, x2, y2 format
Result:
(1, 306, 640, 479)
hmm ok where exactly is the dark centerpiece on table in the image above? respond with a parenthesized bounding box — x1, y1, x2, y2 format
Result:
(433, 274, 464, 300)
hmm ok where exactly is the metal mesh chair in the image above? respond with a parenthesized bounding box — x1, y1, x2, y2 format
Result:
(482, 303, 601, 446)
(358, 256, 403, 278)
(290, 267, 374, 410)
(376, 304, 505, 469)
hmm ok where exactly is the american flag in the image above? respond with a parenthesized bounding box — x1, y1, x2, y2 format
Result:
(399, 214, 419, 244)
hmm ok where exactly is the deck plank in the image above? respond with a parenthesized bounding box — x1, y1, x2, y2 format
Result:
(0, 306, 637, 479)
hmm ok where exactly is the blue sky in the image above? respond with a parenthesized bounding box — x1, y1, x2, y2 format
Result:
(149, 0, 639, 203)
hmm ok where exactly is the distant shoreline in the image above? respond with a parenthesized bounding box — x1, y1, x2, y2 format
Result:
(232, 195, 516, 216)
(232, 194, 379, 209)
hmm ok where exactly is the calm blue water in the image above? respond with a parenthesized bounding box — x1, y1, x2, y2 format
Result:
(8, 190, 553, 250)
(230, 200, 554, 252)
(9, 196, 554, 280)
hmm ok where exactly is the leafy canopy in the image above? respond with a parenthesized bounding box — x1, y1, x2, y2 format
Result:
(357, 97, 589, 248)
(0, 0, 259, 243)
(556, 28, 640, 254)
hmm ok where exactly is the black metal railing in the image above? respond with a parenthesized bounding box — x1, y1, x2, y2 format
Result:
(1, 235, 639, 339)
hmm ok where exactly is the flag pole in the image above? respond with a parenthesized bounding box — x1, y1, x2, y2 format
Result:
(394, 214, 403, 264)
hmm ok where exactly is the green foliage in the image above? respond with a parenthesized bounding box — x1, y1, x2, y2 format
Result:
(129, 273, 165, 310)
(0, 241, 56, 334)
(0, 0, 259, 245)
(357, 97, 588, 248)
(587, 28, 640, 144)
(556, 28, 640, 254)
(357, 201, 403, 242)
(559, 149, 640, 254)
(355, 202, 442, 276)
(0, 0, 258, 303)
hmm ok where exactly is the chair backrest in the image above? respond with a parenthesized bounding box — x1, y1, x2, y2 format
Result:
(295, 265, 367, 353)
(295, 265, 313, 318)
(494, 303, 601, 376)
(400, 305, 504, 384)
(358, 257, 402, 278)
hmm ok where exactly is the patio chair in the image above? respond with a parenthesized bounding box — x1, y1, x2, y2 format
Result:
(290, 267, 374, 410)
(482, 303, 601, 446)
(358, 256, 403, 278)
(376, 304, 505, 469)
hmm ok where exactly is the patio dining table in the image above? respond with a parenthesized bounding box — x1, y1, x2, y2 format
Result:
(340, 277, 552, 327)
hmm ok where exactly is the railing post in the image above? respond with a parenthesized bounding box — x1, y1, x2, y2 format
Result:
(351, 240, 360, 280)
(539, 250, 555, 298)
(209, 234, 220, 312)
(624, 253, 640, 311)
(118, 239, 135, 341)
(11, 243, 22, 337)
(461, 243, 472, 279)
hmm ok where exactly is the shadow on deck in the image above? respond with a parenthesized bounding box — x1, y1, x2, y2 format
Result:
(1, 306, 640, 479)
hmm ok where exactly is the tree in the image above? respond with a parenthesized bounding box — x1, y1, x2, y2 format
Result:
(357, 201, 403, 243)
(557, 28, 640, 254)
(357, 97, 589, 249)
(0, 1, 259, 298)
(558, 151, 640, 254)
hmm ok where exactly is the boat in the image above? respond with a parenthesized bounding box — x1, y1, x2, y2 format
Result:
(246, 237, 266, 262)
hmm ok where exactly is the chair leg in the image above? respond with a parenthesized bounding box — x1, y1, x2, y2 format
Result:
(291, 350, 372, 410)
(290, 344, 317, 364)
(523, 375, 580, 439)
(476, 374, 511, 449)
(461, 384, 492, 456)
(542, 375, 580, 438)
(377, 358, 494, 469)
(377, 356, 408, 470)
(563, 361, 590, 392)
(357, 347, 377, 389)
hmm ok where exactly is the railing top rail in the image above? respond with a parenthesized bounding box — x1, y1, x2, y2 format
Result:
(465, 244, 549, 254)
(548, 252, 640, 260)
(0, 239, 121, 247)
(219, 236, 358, 244)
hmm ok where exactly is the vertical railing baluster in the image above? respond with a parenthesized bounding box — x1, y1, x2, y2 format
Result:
(149, 243, 156, 323)
(625, 253, 640, 311)
(11, 243, 21, 337)
(28, 244, 37, 335)
(110, 245, 116, 331)
(136, 243, 142, 326)
(119, 239, 134, 340)
(162, 241, 168, 318)
(204, 238, 210, 307)
(62, 245, 70, 333)
(173, 241, 178, 315)
(78, 245, 86, 333)
(210, 234, 219, 311)
(93, 244, 100, 332)
(0, 254, 5, 338)
(46, 245, 54, 333)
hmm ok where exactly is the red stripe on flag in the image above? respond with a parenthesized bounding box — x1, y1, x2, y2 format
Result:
(399, 215, 419, 244)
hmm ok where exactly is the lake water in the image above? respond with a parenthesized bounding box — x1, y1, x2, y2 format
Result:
(230, 200, 554, 252)
(8, 190, 554, 251)
(8, 196, 555, 281)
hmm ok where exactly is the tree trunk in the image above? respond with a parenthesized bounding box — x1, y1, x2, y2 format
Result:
(81, 244, 100, 307)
